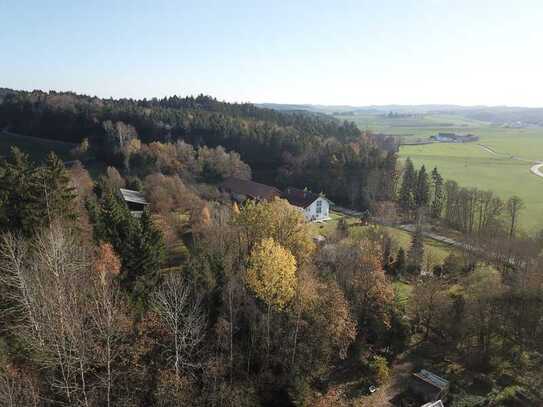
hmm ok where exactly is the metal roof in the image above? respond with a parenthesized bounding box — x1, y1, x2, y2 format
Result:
(119, 188, 149, 205)
(413, 370, 449, 391)
(422, 401, 444, 407)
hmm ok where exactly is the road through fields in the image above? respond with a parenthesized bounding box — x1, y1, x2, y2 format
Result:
(530, 162, 543, 178)
(478, 143, 543, 179)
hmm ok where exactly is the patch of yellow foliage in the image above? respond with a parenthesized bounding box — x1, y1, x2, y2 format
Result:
(245, 238, 297, 311)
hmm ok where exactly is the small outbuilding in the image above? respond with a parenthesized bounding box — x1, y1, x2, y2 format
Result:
(409, 369, 449, 403)
(119, 188, 149, 217)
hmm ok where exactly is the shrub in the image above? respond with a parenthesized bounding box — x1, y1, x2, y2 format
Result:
(494, 385, 523, 404)
(369, 356, 390, 385)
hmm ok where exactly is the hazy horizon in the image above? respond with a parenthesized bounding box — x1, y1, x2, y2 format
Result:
(3, 1, 543, 107)
(5, 85, 543, 110)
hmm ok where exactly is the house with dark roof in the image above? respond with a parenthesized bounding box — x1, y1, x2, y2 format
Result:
(119, 188, 149, 217)
(409, 369, 449, 403)
(282, 187, 333, 222)
(220, 177, 282, 202)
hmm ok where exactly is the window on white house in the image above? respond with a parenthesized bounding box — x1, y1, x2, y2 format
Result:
(316, 200, 322, 214)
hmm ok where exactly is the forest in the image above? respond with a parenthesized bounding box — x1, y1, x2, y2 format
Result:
(0, 90, 542, 406)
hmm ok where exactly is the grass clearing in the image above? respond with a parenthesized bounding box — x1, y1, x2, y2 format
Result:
(308, 211, 357, 236)
(311, 212, 455, 265)
(342, 113, 490, 136)
(341, 112, 543, 233)
(393, 280, 412, 303)
(0, 131, 76, 161)
(400, 130, 543, 233)
(381, 226, 454, 263)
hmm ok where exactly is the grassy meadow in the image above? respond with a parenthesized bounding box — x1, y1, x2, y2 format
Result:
(341, 113, 543, 233)
(0, 131, 76, 161)
(311, 211, 456, 264)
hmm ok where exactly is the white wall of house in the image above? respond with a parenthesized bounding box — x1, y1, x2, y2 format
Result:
(302, 197, 330, 221)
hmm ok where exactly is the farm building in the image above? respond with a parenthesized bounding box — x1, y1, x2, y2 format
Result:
(220, 177, 282, 202)
(282, 187, 333, 222)
(421, 401, 444, 407)
(430, 132, 479, 143)
(119, 188, 149, 217)
(409, 369, 449, 403)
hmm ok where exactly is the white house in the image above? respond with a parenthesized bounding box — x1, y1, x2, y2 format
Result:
(282, 187, 333, 222)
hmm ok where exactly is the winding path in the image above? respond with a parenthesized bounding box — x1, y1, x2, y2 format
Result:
(478, 143, 543, 178)
(530, 162, 543, 178)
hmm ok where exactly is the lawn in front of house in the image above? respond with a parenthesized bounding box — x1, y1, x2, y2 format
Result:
(311, 212, 456, 269)
(308, 210, 359, 237)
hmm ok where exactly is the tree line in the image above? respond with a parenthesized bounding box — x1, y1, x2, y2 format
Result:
(0, 89, 396, 210)
(398, 157, 526, 239)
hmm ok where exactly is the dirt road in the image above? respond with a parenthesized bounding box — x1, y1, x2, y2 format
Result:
(358, 356, 414, 406)
(478, 143, 542, 176)
(530, 162, 543, 178)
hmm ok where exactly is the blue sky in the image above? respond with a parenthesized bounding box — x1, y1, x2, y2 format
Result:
(2, 0, 543, 106)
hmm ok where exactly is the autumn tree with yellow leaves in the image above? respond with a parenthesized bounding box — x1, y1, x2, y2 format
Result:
(234, 198, 315, 265)
(245, 237, 297, 360)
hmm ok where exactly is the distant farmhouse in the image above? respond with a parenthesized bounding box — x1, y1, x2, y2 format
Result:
(282, 187, 332, 222)
(220, 177, 282, 202)
(119, 188, 149, 217)
(220, 177, 333, 222)
(430, 132, 479, 143)
(409, 369, 449, 403)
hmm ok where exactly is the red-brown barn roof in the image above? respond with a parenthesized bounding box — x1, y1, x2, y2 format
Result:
(220, 177, 281, 201)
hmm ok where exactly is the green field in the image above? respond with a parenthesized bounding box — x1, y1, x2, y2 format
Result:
(341, 113, 543, 233)
(346, 112, 490, 136)
(0, 131, 76, 161)
(311, 211, 456, 264)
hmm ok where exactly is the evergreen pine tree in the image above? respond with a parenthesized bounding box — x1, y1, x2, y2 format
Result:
(89, 191, 164, 302)
(415, 165, 430, 208)
(0, 149, 77, 235)
(382, 236, 392, 272)
(37, 152, 78, 225)
(399, 158, 416, 211)
(407, 225, 424, 272)
(394, 247, 406, 277)
(0, 147, 36, 235)
(430, 167, 444, 219)
(124, 208, 165, 301)
(94, 190, 135, 251)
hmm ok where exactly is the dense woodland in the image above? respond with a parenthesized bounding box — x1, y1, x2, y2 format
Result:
(0, 89, 394, 209)
(0, 90, 542, 406)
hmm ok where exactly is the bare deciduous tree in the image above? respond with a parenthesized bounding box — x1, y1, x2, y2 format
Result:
(506, 195, 525, 239)
(0, 227, 90, 405)
(90, 243, 126, 407)
(152, 274, 206, 378)
(0, 227, 127, 406)
(0, 367, 40, 407)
